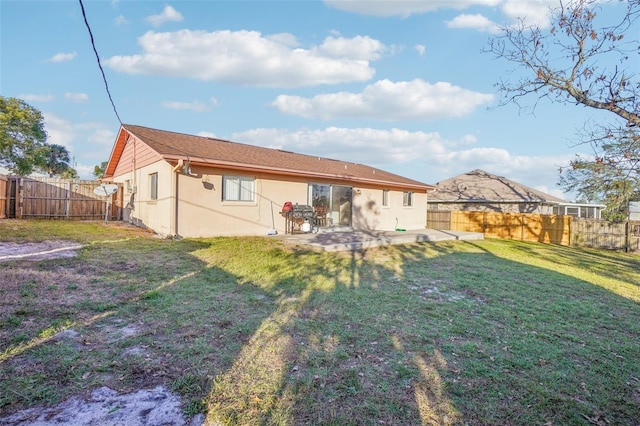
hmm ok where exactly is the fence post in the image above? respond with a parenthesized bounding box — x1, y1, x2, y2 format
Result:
(66, 180, 71, 218)
(625, 220, 630, 253)
(483, 212, 487, 233)
(17, 178, 23, 219)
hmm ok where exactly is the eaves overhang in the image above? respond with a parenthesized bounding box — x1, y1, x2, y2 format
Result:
(162, 155, 433, 192)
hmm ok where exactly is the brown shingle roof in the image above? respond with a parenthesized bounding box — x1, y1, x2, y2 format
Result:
(429, 169, 566, 203)
(109, 124, 431, 191)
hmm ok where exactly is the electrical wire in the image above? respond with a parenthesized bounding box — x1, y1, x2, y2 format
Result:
(78, 1, 203, 164)
(78, 0, 122, 125)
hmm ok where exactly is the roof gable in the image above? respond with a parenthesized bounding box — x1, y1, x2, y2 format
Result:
(105, 124, 432, 191)
(429, 169, 566, 204)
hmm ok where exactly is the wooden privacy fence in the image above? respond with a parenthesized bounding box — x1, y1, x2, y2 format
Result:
(2, 176, 123, 221)
(451, 211, 571, 245)
(571, 218, 640, 251)
(428, 210, 640, 251)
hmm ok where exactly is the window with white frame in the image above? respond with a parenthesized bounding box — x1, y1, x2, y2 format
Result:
(222, 175, 255, 201)
(149, 173, 158, 200)
(403, 191, 413, 207)
(382, 189, 389, 207)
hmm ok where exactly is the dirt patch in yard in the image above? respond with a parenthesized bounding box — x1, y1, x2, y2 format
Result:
(0, 241, 83, 263)
(0, 239, 206, 425)
(0, 386, 204, 426)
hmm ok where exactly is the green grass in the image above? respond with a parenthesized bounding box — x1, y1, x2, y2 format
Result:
(0, 220, 639, 425)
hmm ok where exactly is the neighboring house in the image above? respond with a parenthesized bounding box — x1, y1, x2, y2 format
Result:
(103, 124, 433, 237)
(428, 169, 604, 218)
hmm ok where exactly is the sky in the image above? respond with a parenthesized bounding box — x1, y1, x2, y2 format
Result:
(1, 0, 636, 201)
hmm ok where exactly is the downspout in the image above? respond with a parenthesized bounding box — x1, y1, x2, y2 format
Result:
(129, 136, 137, 225)
(172, 159, 184, 237)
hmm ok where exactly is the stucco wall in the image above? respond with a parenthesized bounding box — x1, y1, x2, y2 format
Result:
(112, 160, 176, 236)
(176, 166, 309, 237)
(353, 188, 427, 231)
(177, 167, 427, 237)
(113, 161, 428, 237)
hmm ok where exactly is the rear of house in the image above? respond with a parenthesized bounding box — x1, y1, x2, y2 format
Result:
(104, 125, 433, 238)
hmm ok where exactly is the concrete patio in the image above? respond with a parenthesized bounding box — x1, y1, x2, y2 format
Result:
(277, 227, 484, 252)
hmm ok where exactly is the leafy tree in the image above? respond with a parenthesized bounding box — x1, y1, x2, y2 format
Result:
(0, 96, 49, 175)
(93, 161, 107, 179)
(559, 123, 640, 220)
(59, 167, 79, 179)
(40, 143, 76, 177)
(486, 0, 640, 211)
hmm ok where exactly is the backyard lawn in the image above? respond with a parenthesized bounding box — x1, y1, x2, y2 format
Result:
(0, 220, 639, 425)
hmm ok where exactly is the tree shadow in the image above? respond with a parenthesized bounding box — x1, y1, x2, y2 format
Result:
(198, 238, 639, 425)
(2, 234, 638, 425)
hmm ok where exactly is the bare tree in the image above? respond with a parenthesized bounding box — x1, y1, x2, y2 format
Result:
(488, 0, 640, 125)
(486, 0, 640, 214)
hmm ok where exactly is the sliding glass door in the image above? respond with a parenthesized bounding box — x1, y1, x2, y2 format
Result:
(308, 183, 352, 227)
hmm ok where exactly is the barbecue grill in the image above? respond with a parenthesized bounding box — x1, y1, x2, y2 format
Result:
(282, 204, 316, 234)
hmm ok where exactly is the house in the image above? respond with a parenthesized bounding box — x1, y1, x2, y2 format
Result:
(103, 124, 433, 237)
(428, 169, 604, 218)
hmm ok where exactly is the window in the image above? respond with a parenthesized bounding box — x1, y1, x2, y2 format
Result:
(403, 191, 413, 207)
(149, 173, 158, 200)
(382, 190, 389, 207)
(223, 175, 255, 201)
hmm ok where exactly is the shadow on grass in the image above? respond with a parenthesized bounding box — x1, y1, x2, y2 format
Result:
(196, 239, 639, 425)
(1, 233, 639, 425)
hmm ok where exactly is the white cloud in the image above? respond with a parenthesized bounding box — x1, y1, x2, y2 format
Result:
(446, 14, 500, 33)
(43, 112, 116, 178)
(87, 128, 116, 149)
(324, 0, 502, 17)
(325, 0, 555, 30)
(232, 127, 451, 165)
(501, 0, 555, 28)
(64, 92, 89, 103)
(196, 131, 218, 138)
(161, 99, 216, 112)
(74, 164, 96, 179)
(272, 79, 494, 120)
(105, 30, 382, 87)
(48, 52, 76, 63)
(42, 114, 76, 151)
(114, 15, 129, 26)
(18, 94, 54, 102)
(537, 185, 567, 200)
(317, 35, 386, 60)
(415, 44, 426, 56)
(266, 33, 300, 48)
(230, 126, 572, 198)
(146, 5, 183, 27)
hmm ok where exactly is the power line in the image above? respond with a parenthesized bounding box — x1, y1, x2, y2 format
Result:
(78, 0, 122, 125)
(77, 1, 199, 163)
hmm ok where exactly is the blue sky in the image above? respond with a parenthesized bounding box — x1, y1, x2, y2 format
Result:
(1, 0, 633, 200)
